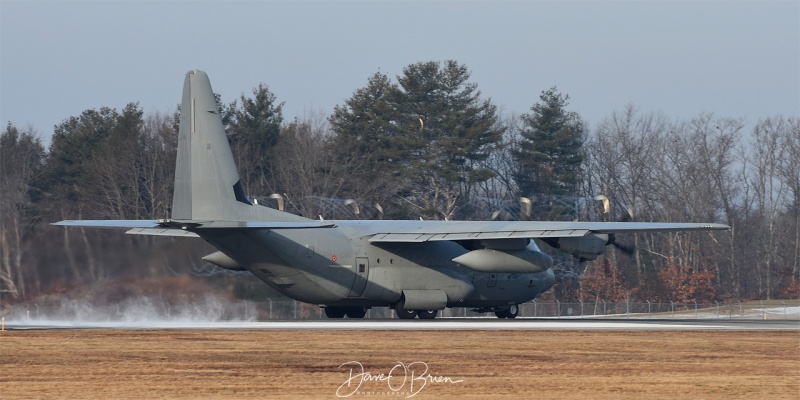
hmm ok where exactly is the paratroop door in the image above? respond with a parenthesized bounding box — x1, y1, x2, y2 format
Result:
(348, 257, 369, 297)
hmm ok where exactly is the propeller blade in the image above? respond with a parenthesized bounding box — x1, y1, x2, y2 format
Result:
(619, 207, 634, 222)
(594, 195, 610, 222)
(268, 193, 284, 211)
(344, 199, 360, 215)
(519, 197, 531, 220)
(612, 241, 636, 256)
(595, 196, 636, 255)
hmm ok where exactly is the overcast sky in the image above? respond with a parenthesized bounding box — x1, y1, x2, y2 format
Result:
(2, 1, 798, 148)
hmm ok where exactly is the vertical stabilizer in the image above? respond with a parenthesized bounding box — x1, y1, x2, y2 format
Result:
(172, 70, 307, 222)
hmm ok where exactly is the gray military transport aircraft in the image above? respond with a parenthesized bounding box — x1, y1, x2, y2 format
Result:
(54, 70, 730, 319)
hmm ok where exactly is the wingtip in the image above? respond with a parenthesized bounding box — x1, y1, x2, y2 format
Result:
(700, 223, 731, 231)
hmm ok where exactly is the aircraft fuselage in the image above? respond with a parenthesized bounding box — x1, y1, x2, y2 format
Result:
(198, 221, 555, 312)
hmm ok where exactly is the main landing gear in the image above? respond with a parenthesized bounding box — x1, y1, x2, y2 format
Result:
(395, 297, 439, 319)
(324, 306, 367, 319)
(417, 310, 439, 319)
(494, 304, 519, 319)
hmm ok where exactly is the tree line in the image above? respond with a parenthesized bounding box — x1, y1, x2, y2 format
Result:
(1, 60, 798, 305)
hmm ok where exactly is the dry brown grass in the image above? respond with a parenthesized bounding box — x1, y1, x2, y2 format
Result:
(1, 330, 798, 399)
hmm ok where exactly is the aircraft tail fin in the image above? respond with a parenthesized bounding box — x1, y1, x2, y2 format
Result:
(172, 71, 307, 222)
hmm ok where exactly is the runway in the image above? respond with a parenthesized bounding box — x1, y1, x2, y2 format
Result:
(5, 317, 798, 331)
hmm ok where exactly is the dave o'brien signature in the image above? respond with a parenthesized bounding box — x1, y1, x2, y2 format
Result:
(336, 360, 464, 398)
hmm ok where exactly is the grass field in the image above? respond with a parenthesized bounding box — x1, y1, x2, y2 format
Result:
(1, 330, 798, 399)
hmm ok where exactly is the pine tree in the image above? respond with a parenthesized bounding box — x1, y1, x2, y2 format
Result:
(330, 72, 401, 174)
(226, 84, 284, 196)
(513, 87, 585, 220)
(330, 61, 504, 219)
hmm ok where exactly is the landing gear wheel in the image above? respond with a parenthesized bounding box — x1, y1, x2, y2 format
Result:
(395, 297, 418, 319)
(495, 304, 519, 319)
(418, 310, 438, 320)
(506, 304, 519, 319)
(345, 307, 367, 319)
(325, 306, 346, 319)
(397, 309, 418, 319)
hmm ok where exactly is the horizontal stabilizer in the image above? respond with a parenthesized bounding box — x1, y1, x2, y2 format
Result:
(53, 219, 336, 237)
(53, 220, 162, 229)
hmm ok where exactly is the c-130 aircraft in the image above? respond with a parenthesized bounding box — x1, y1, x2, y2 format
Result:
(55, 71, 729, 319)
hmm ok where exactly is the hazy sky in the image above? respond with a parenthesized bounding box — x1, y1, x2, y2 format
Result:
(2, 1, 798, 147)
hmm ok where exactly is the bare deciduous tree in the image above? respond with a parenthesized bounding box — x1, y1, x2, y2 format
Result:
(0, 124, 45, 298)
(746, 116, 792, 298)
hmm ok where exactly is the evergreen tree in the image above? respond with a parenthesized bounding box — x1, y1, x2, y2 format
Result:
(330, 72, 401, 175)
(226, 84, 284, 196)
(513, 87, 585, 220)
(330, 61, 503, 219)
(393, 60, 503, 219)
(36, 104, 150, 219)
(39, 107, 121, 208)
(329, 72, 403, 211)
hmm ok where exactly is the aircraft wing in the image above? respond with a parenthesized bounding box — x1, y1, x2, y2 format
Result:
(54, 218, 728, 242)
(366, 221, 730, 243)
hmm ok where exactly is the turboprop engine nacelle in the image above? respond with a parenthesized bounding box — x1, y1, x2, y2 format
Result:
(452, 247, 553, 273)
(202, 251, 245, 271)
(542, 234, 609, 261)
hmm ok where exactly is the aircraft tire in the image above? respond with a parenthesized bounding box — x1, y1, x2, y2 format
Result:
(345, 307, 368, 319)
(325, 306, 347, 319)
(418, 310, 438, 319)
(495, 304, 519, 319)
(397, 309, 417, 319)
(395, 298, 418, 319)
(506, 304, 519, 319)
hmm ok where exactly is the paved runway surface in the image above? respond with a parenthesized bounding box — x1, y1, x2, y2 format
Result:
(5, 318, 798, 331)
